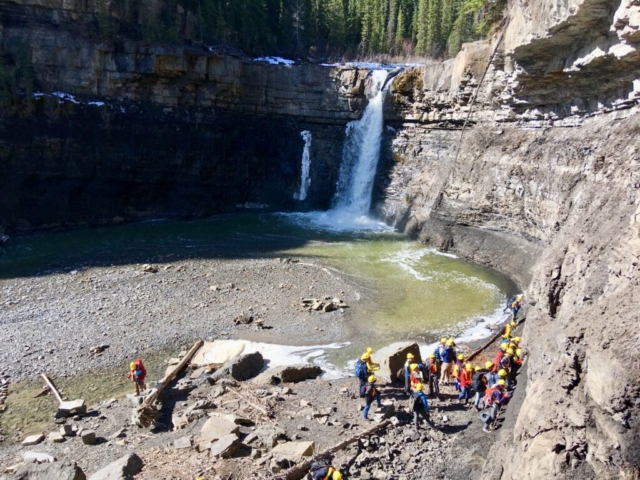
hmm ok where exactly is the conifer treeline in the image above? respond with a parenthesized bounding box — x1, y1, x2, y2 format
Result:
(180, 0, 505, 58)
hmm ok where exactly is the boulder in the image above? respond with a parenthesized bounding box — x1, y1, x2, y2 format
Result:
(271, 441, 315, 459)
(56, 400, 86, 418)
(253, 364, 322, 385)
(23, 452, 56, 463)
(88, 453, 143, 480)
(21, 434, 44, 446)
(80, 430, 96, 445)
(174, 436, 192, 449)
(199, 416, 240, 443)
(13, 461, 86, 480)
(48, 431, 65, 443)
(210, 352, 264, 382)
(373, 342, 421, 383)
(244, 425, 286, 448)
(209, 434, 242, 459)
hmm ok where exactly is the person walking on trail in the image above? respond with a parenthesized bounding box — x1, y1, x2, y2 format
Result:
(409, 363, 421, 392)
(505, 294, 524, 321)
(127, 359, 147, 396)
(511, 348, 524, 385)
(502, 319, 517, 340)
(404, 353, 416, 395)
(426, 353, 439, 395)
(458, 362, 473, 405)
(434, 338, 447, 374)
(492, 343, 508, 372)
(440, 339, 456, 386)
(362, 347, 380, 372)
(500, 348, 514, 373)
(309, 460, 343, 480)
(473, 365, 490, 411)
(363, 375, 381, 420)
(481, 378, 511, 432)
(411, 382, 435, 430)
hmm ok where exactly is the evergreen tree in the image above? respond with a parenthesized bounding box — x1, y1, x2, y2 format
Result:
(425, 0, 441, 55)
(326, 0, 347, 50)
(415, 0, 428, 55)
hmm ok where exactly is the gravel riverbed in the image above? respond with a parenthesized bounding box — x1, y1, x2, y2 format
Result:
(0, 256, 365, 383)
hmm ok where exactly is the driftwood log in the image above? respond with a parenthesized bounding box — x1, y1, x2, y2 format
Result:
(277, 419, 391, 480)
(40, 374, 64, 404)
(134, 339, 203, 428)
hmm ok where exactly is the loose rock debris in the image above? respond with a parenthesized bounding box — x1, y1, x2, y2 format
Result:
(301, 297, 349, 313)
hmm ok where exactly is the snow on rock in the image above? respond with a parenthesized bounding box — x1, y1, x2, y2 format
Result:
(253, 56, 295, 66)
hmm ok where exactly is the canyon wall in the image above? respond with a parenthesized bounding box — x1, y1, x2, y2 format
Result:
(375, 0, 640, 477)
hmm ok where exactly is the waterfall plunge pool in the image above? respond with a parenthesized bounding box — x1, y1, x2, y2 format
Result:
(0, 212, 516, 376)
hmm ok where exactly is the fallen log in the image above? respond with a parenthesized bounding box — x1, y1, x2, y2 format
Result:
(278, 419, 391, 480)
(40, 374, 64, 404)
(134, 339, 203, 428)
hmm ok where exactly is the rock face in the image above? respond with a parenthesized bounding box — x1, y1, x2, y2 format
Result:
(13, 461, 86, 480)
(210, 352, 264, 382)
(88, 453, 143, 480)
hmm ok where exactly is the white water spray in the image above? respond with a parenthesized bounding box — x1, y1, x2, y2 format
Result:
(332, 70, 389, 216)
(294, 130, 312, 201)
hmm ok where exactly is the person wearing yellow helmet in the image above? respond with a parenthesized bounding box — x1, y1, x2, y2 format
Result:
(410, 382, 435, 430)
(510, 347, 524, 386)
(485, 361, 493, 370)
(355, 349, 379, 388)
(482, 377, 512, 433)
(403, 352, 417, 395)
(440, 339, 456, 386)
(309, 461, 343, 480)
(458, 362, 473, 405)
(126, 358, 146, 396)
(512, 336, 521, 345)
(472, 364, 489, 411)
(362, 375, 381, 420)
(505, 294, 524, 322)
(432, 339, 446, 377)
(426, 353, 439, 396)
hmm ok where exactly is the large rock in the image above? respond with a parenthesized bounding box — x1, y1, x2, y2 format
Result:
(21, 434, 44, 446)
(271, 441, 315, 459)
(88, 453, 143, 480)
(252, 364, 322, 385)
(244, 425, 286, 448)
(373, 342, 421, 383)
(13, 461, 86, 480)
(210, 352, 264, 382)
(56, 400, 87, 418)
(23, 452, 56, 464)
(199, 416, 240, 443)
(209, 434, 242, 459)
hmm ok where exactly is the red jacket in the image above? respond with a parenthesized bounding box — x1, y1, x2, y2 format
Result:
(492, 350, 504, 373)
(459, 368, 472, 388)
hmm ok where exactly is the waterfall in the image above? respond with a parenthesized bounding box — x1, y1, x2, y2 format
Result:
(294, 130, 312, 201)
(332, 70, 389, 216)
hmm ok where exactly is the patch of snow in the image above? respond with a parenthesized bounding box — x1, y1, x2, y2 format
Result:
(254, 56, 295, 66)
(87, 101, 105, 107)
(51, 91, 79, 104)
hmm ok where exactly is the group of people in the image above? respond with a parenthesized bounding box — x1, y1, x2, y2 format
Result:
(353, 294, 525, 435)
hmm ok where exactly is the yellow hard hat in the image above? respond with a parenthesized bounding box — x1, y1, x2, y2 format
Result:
(465, 363, 473, 371)
(506, 348, 514, 355)
(361, 352, 371, 360)
(130, 362, 136, 370)
(440, 337, 447, 343)
(475, 366, 482, 372)
(511, 321, 517, 327)
(428, 352, 435, 358)
(366, 347, 373, 354)
(446, 339, 454, 347)
(500, 344, 508, 351)
(407, 352, 415, 359)
(415, 382, 424, 391)
(498, 369, 507, 377)
(516, 348, 522, 356)
(485, 361, 493, 369)
(516, 294, 523, 301)
(332, 472, 343, 480)
(457, 354, 465, 360)
(512, 337, 521, 344)
(368, 375, 376, 383)
(497, 379, 506, 387)
(409, 363, 418, 371)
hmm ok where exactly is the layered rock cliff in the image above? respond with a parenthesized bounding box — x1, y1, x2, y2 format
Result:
(375, 0, 640, 477)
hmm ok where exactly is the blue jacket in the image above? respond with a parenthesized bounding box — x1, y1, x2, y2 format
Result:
(412, 391, 429, 412)
(442, 347, 455, 363)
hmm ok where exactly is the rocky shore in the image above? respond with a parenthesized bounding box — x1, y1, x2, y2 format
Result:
(0, 256, 362, 383)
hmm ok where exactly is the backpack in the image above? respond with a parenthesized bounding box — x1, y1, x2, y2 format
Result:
(472, 372, 486, 392)
(354, 359, 368, 381)
(310, 459, 330, 479)
(484, 387, 497, 406)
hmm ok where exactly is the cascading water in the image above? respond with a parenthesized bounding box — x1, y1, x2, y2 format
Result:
(331, 69, 389, 218)
(294, 130, 312, 201)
